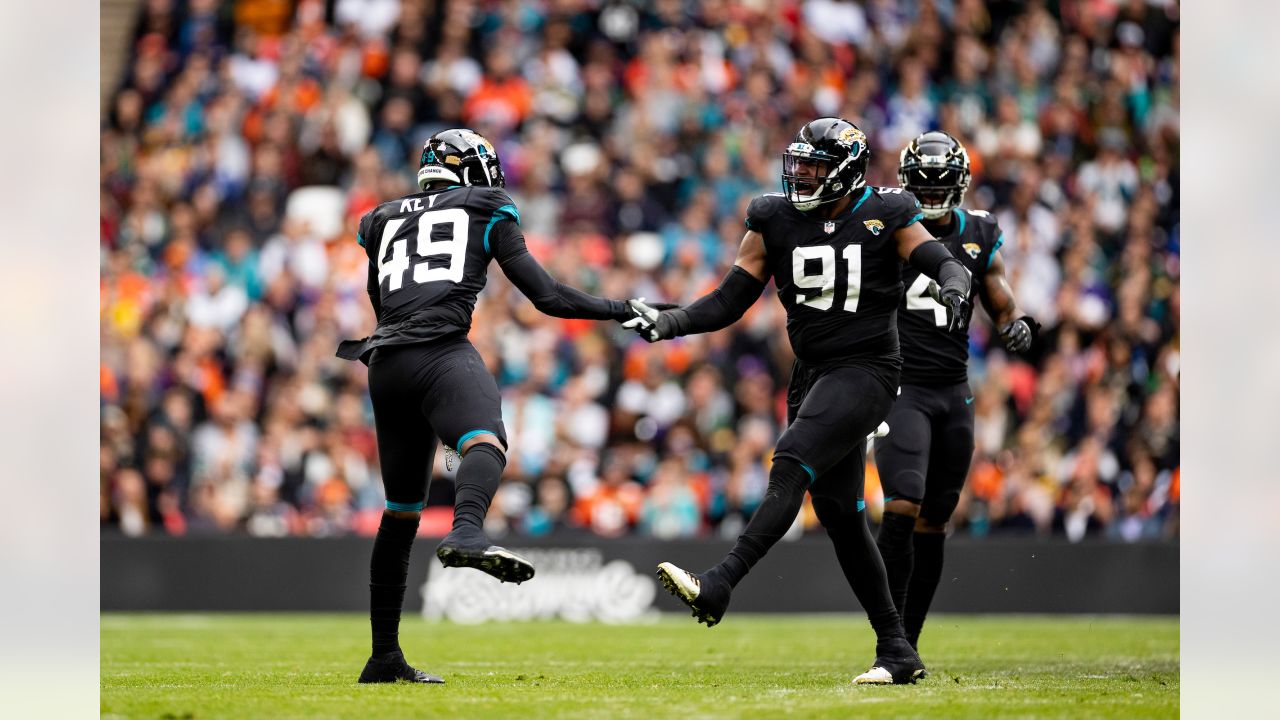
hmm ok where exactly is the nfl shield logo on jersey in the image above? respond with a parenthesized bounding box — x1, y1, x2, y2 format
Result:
(824, 221, 836, 234)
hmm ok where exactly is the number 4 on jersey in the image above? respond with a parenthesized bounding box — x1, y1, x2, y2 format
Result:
(378, 207, 470, 292)
(905, 269, 972, 327)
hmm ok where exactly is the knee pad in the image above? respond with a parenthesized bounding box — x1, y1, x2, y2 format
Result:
(881, 469, 926, 505)
(463, 441, 507, 468)
(766, 457, 811, 498)
(919, 489, 960, 527)
(811, 495, 860, 532)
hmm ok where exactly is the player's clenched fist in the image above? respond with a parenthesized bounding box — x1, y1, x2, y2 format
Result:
(999, 316, 1039, 354)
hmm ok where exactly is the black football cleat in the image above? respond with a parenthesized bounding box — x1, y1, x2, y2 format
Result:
(656, 562, 732, 627)
(358, 650, 444, 684)
(853, 636, 927, 685)
(436, 529, 535, 584)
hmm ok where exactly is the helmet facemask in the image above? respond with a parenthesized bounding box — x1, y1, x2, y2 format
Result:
(898, 135, 971, 220)
(782, 143, 862, 212)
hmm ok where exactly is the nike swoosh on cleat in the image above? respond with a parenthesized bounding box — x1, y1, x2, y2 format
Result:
(964, 396, 974, 404)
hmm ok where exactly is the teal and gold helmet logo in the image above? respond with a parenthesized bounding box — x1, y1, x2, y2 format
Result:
(963, 242, 981, 259)
(863, 219, 885, 236)
(459, 129, 495, 157)
(838, 126, 867, 157)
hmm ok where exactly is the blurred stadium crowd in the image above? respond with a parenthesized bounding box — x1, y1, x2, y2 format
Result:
(101, 0, 1179, 543)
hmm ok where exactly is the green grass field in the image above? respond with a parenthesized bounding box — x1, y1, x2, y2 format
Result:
(101, 613, 1177, 719)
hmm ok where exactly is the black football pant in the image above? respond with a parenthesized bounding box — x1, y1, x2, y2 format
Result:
(771, 361, 904, 642)
(876, 382, 974, 521)
(368, 337, 509, 512)
(362, 337, 509, 657)
(875, 381, 975, 646)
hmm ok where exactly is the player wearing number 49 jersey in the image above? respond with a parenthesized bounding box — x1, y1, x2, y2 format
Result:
(625, 118, 973, 686)
(337, 129, 633, 685)
(874, 131, 1039, 654)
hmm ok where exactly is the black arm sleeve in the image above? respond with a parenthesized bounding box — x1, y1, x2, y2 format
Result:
(667, 265, 765, 336)
(491, 221, 628, 321)
(908, 241, 970, 298)
(366, 263, 382, 321)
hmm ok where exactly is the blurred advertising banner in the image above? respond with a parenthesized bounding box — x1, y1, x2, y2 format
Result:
(422, 548, 658, 624)
(102, 535, 1177, 615)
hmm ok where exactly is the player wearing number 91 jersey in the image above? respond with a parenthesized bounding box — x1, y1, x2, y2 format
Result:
(338, 129, 633, 686)
(874, 131, 1039, 656)
(626, 118, 973, 686)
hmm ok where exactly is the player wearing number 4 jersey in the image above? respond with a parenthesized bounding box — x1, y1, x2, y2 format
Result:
(625, 118, 972, 686)
(875, 131, 1038, 654)
(337, 129, 634, 685)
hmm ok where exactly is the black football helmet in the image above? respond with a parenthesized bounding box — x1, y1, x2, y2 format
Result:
(417, 128, 505, 190)
(781, 117, 870, 212)
(897, 131, 970, 219)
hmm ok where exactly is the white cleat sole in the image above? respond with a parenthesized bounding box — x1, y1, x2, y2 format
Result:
(853, 667, 894, 685)
(853, 666, 926, 685)
(656, 562, 701, 602)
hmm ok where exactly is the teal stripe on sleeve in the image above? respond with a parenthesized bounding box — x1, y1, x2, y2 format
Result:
(903, 212, 924, 227)
(953, 208, 966, 236)
(483, 204, 521, 254)
(987, 233, 1004, 268)
(356, 233, 365, 248)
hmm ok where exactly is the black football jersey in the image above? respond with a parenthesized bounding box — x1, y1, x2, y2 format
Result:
(897, 208, 1004, 386)
(746, 186, 924, 372)
(357, 184, 519, 350)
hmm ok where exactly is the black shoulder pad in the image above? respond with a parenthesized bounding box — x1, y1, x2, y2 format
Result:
(466, 185, 518, 214)
(960, 209, 1004, 267)
(745, 193, 785, 231)
(356, 209, 378, 248)
(871, 187, 924, 229)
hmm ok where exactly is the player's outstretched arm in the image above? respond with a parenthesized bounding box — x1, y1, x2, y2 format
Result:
(895, 222, 972, 332)
(491, 220, 630, 321)
(977, 250, 1038, 354)
(623, 230, 768, 343)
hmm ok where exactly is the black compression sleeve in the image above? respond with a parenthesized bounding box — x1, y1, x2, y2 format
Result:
(492, 221, 628, 321)
(667, 265, 765, 336)
(366, 263, 382, 320)
(908, 241, 970, 297)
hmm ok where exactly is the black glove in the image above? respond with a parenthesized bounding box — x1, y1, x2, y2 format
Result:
(621, 298, 683, 342)
(999, 315, 1039, 354)
(938, 287, 972, 333)
(925, 280, 972, 333)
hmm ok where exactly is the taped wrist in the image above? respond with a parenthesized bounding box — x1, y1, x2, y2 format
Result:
(909, 241, 969, 297)
(675, 266, 765, 336)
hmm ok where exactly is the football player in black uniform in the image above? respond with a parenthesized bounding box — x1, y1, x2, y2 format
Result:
(338, 129, 635, 684)
(624, 118, 973, 685)
(875, 131, 1037, 652)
